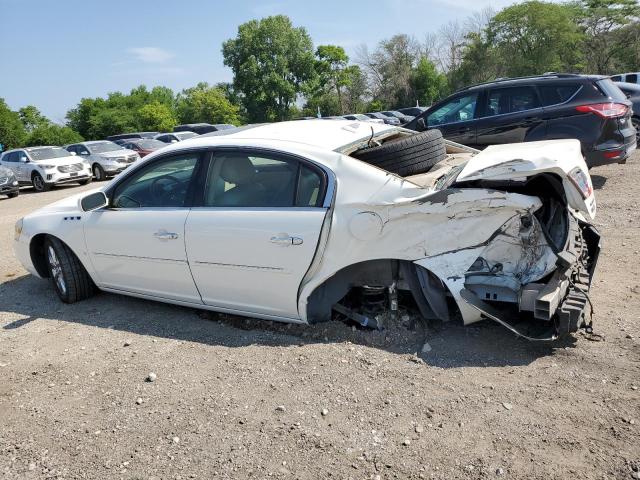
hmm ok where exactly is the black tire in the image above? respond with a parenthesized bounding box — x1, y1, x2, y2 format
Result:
(632, 117, 639, 147)
(78, 178, 92, 186)
(44, 236, 95, 303)
(352, 129, 447, 176)
(93, 164, 106, 181)
(7, 191, 19, 198)
(32, 172, 51, 192)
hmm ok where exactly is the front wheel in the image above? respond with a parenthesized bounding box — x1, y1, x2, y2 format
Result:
(32, 173, 51, 192)
(7, 191, 19, 198)
(632, 117, 639, 147)
(93, 164, 106, 181)
(78, 178, 92, 186)
(44, 237, 95, 303)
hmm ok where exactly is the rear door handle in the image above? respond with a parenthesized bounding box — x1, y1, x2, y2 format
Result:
(154, 230, 179, 240)
(270, 235, 303, 246)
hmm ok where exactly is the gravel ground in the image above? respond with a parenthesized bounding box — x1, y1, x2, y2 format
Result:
(0, 155, 639, 480)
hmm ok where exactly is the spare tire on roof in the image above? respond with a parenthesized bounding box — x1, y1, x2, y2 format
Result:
(352, 129, 446, 176)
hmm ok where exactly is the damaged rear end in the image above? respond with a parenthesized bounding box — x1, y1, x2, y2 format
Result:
(431, 139, 601, 340)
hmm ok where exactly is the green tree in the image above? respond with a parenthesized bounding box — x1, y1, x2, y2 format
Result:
(222, 15, 316, 122)
(575, 0, 640, 73)
(410, 57, 449, 107)
(487, 1, 585, 76)
(25, 124, 83, 147)
(175, 83, 241, 125)
(314, 45, 350, 114)
(137, 101, 177, 132)
(19, 105, 49, 132)
(0, 99, 27, 149)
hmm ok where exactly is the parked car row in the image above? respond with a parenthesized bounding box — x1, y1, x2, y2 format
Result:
(0, 123, 239, 198)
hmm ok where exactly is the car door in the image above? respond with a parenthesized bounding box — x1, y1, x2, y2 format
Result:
(424, 91, 480, 146)
(83, 151, 204, 303)
(184, 148, 329, 319)
(474, 85, 545, 148)
(0, 152, 20, 180)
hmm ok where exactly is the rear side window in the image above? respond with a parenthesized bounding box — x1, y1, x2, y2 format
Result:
(596, 78, 628, 101)
(485, 86, 539, 116)
(539, 84, 581, 106)
(611, 75, 622, 82)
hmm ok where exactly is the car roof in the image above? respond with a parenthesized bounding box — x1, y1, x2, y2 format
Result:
(461, 73, 606, 92)
(25, 146, 62, 151)
(177, 119, 396, 153)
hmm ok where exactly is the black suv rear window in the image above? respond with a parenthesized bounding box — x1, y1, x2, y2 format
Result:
(539, 84, 581, 106)
(596, 78, 627, 101)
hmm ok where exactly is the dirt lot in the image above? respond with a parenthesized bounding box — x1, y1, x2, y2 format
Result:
(1, 154, 639, 480)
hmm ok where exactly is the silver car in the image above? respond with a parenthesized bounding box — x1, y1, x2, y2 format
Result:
(66, 141, 140, 181)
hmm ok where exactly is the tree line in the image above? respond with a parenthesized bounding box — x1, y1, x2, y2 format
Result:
(1, 0, 638, 150)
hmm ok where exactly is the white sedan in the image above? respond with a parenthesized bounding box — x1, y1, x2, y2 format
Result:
(13, 120, 601, 341)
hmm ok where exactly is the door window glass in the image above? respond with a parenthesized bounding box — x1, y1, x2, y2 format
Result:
(486, 86, 539, 116)
(426, 93, 478, 126)
(203, 152, 325, 208)
(112, 153, 199, 208)
(539, 84, 581, 106)
(627, 74, 638, 83)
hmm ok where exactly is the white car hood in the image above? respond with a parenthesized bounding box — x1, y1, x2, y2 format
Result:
(29, 187, 102, 215)
(33, 155, 84, 166)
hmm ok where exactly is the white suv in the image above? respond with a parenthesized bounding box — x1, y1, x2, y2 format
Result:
(0, 146, 92, 192)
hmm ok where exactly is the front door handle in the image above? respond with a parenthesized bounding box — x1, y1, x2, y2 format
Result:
(270, 235, 303, 246)
(154, 230, 179, 240)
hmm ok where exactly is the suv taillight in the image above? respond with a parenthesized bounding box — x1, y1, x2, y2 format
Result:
(575, 102, 628, 118)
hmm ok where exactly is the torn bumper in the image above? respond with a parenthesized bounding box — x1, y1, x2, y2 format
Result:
(462, 220, 601, 340)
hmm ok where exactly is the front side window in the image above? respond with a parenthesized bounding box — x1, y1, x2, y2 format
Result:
(202, 151, 324, 208)
(485, 86, 539, 116)
(427, 93, 478, 126)
(627, 74, 638, 83)
(112, 153, 199, 208)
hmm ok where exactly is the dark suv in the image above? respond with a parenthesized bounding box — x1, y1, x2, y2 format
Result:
(404, 74, 636, 168)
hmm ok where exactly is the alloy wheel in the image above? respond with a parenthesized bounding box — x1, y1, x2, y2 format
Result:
(33, 174, 45, 191)
(47, 245, 67, 296)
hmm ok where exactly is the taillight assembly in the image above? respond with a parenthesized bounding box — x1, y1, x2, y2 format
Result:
(575, 102, 628, 118)
(568, 167, 593, 199)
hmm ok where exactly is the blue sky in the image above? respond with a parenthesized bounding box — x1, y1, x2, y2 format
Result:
(1, 0, 523, 121)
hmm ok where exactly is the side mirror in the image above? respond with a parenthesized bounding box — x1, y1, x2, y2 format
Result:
(80, 151, 89, 155)
(170, 139, 178, 143)
(19, 156, 29, 163)
(69, 151, 77, 156)
(80, 191, 108, 212)
(416, 117, 427, 132)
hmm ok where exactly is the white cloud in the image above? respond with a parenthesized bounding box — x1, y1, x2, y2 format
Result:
(127, 47, 174, 64)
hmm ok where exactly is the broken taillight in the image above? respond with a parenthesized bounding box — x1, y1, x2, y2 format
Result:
(568, 167, 593, 199)
(575, 103, 628, 118)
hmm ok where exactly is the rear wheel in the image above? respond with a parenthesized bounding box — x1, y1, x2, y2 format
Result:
(351, 129, 447, 176)
(32, 172, 51, 192)
(93, 164, 106, 181)
(44, 237, 95, 303)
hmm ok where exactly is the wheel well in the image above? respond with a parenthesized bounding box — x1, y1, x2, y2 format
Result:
(29, 233, 50, 278)
(305, 259, 452, 324)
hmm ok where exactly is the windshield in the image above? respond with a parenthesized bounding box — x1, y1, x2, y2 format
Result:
(88, 141, 124, 154)
(27, 147, 71, 161)
(134, 139, 165, 149)
(176, 132, 198, 140)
